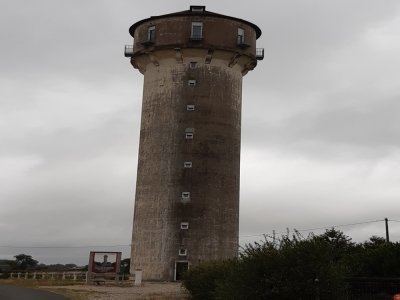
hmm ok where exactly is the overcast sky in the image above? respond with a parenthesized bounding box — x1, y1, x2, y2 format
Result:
(1, 0, 400, 265)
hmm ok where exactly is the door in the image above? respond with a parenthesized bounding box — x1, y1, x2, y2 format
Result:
(175, 261, 189, 281)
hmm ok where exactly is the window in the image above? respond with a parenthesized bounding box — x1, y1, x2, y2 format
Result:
(189, 62, 197, 69)
(185, 128, 194, 139)
(179, 249, 187, 256)
(142, 26, 155, 46)
(186, 104, 195, 111)
(237, 28, 245, 44)
(147, 26, 155, 41)
(184, 161, 192, 168)
(181, 192, 190, 204)
(191, 22, 203, 40)
(180, 222, 189, 229)
(188, 79, 196, 86)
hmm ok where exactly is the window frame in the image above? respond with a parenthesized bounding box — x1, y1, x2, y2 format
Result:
(237, 28, 245, 44)
(189, 62, 197, 69)
(180, 222, 189, 230)
(179, 249, 187, 256)
(147, 26, 155, 41)
(191, 22, 203, 40)
(184, 161, 193, 168)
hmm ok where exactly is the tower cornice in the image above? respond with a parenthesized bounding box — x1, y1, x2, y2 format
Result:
(129, 8, 262, 39)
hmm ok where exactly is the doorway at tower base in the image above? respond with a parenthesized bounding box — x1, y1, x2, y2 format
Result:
(175, 261, 189, 281)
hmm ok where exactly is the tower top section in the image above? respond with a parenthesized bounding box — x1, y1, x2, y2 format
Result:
(129, 6, 262, 39)
(125, 6, 264, 74)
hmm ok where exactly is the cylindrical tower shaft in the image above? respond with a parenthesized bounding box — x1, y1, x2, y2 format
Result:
(126, 6, 262, 281)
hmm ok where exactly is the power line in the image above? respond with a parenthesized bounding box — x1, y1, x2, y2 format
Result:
(1, 219, 398, 248)
(239, 219, 384, 239)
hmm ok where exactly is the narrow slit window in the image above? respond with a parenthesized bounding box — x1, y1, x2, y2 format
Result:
(184, 161, 192, 168)
(179, 249, 187, 256)
(182, 192, 190, 199)
(188, 79, 196, 86)
(191, 22, 203, 40)
(147, 26, 155, 41)
(189, 62, 197, 69)
(186, 104, 195, 111)
(237, 28, 245, 44)
(180, 222, 189, 230)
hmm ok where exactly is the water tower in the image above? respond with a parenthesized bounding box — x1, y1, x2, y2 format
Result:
(125, 5, 263, 281)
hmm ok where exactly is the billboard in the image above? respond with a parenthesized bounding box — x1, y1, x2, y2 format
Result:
(88, 251, 121, 276)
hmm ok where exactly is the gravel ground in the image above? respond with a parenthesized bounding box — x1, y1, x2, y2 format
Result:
(42, 282, 190, 300)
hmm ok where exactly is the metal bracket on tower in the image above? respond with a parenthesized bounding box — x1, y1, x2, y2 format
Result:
(205, 49, 214, 64)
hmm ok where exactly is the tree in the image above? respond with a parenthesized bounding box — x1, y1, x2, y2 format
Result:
(14, 254, 38, 270)
(348, 239, 400, 277)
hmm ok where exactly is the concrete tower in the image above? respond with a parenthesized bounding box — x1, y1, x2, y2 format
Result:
(125, 6, 263, 281)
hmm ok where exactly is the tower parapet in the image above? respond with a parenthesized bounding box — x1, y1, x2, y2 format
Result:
(125, 6, 263, 75)
(126, 6, 263, 281)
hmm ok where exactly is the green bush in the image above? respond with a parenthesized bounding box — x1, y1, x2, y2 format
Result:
(183, 229, 351, 300)
(182, 260, 237, 300)
(183, 230, 400, 299)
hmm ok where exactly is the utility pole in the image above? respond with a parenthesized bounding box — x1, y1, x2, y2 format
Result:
(385, 218, 390, 242)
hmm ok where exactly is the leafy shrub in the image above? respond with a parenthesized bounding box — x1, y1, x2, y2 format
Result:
(182, 260, 236, 300)
(183, 229, 351, 299)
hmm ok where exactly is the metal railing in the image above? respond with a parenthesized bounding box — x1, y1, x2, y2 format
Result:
(256, 48, 264, 60)
(124, 45, 134, 57)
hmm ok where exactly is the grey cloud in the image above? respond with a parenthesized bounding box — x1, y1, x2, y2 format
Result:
(1, 0, 400, 264)
(242, 96, 400, 161)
